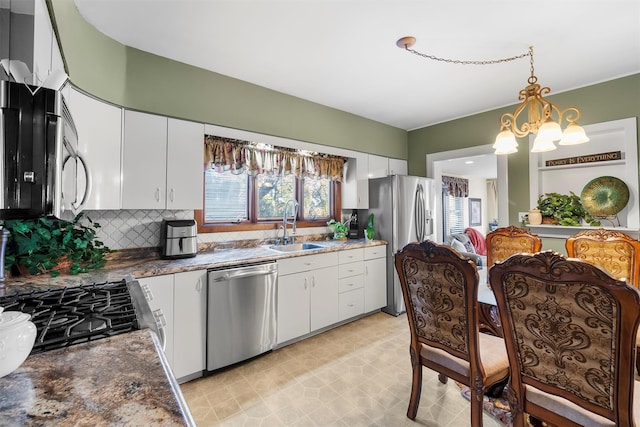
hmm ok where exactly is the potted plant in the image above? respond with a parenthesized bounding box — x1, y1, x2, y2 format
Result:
(3, 213, 113, 277)
(536, 192, 601, 226)
(326, 219, 349, 240)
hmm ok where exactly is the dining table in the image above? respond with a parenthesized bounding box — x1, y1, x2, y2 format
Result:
(477, 267, 503, 337)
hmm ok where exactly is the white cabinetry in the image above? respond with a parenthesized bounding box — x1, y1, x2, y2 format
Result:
(342, 153, 369, 209)
(33, 0, 62, 85)
(123, 110, 204, 210)
(364, 245, 387, 312)
(139, 275, 174, 367)
(138, 270, 207, 382)
(368, 154, 389, 178)
(338, 248, 365, 321)
(68, 88, 122, 210)
(276, 252, 339, 344)
(388, 158, 408, 176)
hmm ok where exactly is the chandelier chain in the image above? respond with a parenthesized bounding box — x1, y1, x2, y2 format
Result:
(404, 47, 531, 66)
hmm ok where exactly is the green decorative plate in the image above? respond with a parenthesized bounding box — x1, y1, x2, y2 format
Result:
(580, 176, 630, 217)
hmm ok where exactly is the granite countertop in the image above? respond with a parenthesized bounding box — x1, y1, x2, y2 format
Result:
(0, 238, 387, 296)
(0, 329, 195, 426)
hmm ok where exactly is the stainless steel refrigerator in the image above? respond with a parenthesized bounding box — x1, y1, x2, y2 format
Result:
(369, 175, 436, 316)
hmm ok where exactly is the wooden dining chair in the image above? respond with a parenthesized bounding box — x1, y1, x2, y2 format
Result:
(394, 240, 509, 425)
(485, 225, 542, 267)
(490, 251, 640, 427)
(566, 228, 640, 374)
(565, 228, 640, 287)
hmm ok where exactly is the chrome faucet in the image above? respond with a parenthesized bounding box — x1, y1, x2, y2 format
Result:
(282, 198, 299, 245)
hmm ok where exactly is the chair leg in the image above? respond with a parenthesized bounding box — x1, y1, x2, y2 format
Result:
(469, 388, 484, 427)
(407, 351, 423, 420)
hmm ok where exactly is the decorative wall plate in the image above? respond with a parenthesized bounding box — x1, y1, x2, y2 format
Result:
(580, 176, 630, 217)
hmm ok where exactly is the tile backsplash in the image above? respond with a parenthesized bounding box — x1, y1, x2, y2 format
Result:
(86, 210, 330, 250)
(85, 210, 193, 249)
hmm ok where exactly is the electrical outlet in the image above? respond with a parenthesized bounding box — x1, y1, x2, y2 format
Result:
(518, 212, 528, 223)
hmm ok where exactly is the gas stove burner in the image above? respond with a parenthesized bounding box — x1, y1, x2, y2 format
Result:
(72, 316, 108, 333)
(0, 280, 145, 354)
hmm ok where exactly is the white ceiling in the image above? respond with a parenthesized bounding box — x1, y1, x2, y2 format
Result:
(73, 0, 640, 131)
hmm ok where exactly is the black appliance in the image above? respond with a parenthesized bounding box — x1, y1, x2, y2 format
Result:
(0, 80, 89, 220)
(0, 278, 159, 354)
(348, 209, 360, 239)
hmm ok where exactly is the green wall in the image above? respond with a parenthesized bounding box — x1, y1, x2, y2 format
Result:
(408, 74, 640, 242)
(48, 0, 407, 159)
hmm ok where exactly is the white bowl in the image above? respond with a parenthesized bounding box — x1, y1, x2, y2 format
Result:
(0, 311, 37, 378)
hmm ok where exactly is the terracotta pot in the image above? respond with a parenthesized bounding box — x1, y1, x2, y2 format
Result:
(542, 216, 558, 225)
(16, 257, 73, 276)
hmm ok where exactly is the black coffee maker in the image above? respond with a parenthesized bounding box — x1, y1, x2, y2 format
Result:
(348, 210, 359, 239)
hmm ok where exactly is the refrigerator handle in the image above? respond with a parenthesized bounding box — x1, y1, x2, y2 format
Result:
(415, 184, 425, 241)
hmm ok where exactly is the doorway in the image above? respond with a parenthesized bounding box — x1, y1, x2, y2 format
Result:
(426, 144, 508, 243)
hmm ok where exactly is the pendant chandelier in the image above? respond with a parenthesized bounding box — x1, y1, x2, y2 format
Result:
(396, 38, 589, 155)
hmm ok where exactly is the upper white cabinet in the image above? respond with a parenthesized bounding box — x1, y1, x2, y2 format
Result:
(388, 158, 408, 176)
(33, 0, 63, 85)
(68, 88, 122, 210)
(367, 154, 389, 178)
(123, 110, 204, 210)
(341, 153, 369, 209)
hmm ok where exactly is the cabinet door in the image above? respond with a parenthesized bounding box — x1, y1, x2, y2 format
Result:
(167, 118, 204, 209)
(364, 258, 387, 312)
(388, 158, 408, 176)
(139, 275, 175, 368)
(122, 110, 167, 209)
(173, 270, 207, 379)
(33, 0, 52, 83)
(277, 272, 310, 344)
(310, 266, 339, 331)
(368, 154, 389, 178)
(68, 89, 122, 210)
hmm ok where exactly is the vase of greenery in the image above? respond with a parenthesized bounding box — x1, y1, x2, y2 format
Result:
(327, 219, 349, 240)
(536, 192, 601, 226)
(3, 213, 113, 277)
(365, 213, 375, 241)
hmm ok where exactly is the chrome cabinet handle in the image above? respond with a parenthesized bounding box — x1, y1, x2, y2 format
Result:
(155, 187, 161, 202)
(169, 188, 175, 202)
(142, 284, 153, 301)
(196, 277, 202, 292)
(304, 278, 308, 290)
(152, 309, 167, 351)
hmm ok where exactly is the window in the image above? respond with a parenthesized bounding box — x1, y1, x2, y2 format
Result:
(197, 135, 344, 232)
(443, 194, 464, 238)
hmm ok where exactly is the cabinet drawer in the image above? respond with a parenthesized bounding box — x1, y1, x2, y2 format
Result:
(364, 245, 386, 260)
(277, 252, 339, 276)
(339, 275, 364, 293)
(339, 288, 364, 321)
(339, 248, 364, 264)
(338, 262, 364, 278)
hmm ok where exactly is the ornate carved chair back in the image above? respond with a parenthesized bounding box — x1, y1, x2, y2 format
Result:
(490, 251, 640, 427)
(394, 240, 509, 425)
(485, 225, 542, 268)
(566, 228, 640, 288)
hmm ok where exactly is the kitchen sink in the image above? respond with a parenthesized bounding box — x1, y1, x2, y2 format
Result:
(267, 243, 325, 253)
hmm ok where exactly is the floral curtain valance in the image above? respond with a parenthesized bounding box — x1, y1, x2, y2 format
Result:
(204, 135, 346, 181)
(442, 175, 469, 197)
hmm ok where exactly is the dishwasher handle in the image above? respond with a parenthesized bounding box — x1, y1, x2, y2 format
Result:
(210, 264, 276, 282)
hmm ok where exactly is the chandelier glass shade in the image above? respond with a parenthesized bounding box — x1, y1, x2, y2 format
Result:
(395, 38, 589, 155)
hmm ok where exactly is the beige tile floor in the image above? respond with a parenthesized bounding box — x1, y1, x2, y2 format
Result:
(180, 312, 505, 426)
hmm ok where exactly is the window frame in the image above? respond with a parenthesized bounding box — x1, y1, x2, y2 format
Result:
(196, 174, 341, 233)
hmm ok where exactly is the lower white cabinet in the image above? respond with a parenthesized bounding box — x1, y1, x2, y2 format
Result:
(277, 253, 339, 344)
(138, 269, 207, 381)
(364, 245, 387, 312)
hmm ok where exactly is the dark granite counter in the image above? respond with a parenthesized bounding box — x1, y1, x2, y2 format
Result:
(0, 329, 194, 426)
(0, 238, 387, 296)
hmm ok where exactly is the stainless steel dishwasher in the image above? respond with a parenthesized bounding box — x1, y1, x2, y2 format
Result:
(206, 262, 277, 372)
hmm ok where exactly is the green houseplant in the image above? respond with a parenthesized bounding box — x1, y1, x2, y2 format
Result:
(365, 213, 375, 241)
(536, 192, 601, 227)
(3, 213, 113, 277)
(327, 219, 349, 240)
